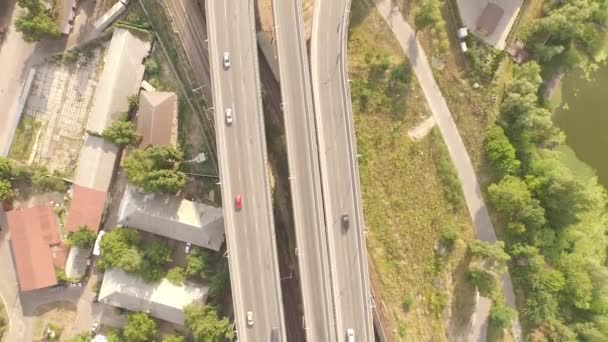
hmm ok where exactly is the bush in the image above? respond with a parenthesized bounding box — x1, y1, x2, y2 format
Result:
(15, 0, 61, 42)
(67, 227, 96, 248)
(468, 266, 497, 297)
(166, 267, 186, 286)
(402, 295, 414, 312)
(432, 130, 464, 210)
(490, 302, 517, 329)
(102, 119, 140, 146)
(123, 312, 157, 342)
(123, 146, 187, 194)
(484, 125, 521, 176)
(439, 224, 459, 248)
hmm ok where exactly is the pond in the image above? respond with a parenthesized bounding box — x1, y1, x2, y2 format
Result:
(553, 64, 608, 187)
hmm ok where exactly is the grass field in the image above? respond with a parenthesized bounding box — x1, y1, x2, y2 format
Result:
(8, 117, 41, 162)
(349, 1, 475, 339)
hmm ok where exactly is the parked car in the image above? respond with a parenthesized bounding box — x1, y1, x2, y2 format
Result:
(185, 242, 192, 254)
(90, 322, 99, 334)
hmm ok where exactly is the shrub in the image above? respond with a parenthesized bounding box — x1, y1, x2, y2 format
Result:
(490, 302, 517, 329)
(67, 227, 96, 248)
(166, 267, 186, 286)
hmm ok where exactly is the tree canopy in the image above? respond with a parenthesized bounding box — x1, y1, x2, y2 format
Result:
(102, 118, 140, 146)
(98, 228, 172, 282)
(15, 0, 61, 42)
(67, 226, 96, 248)
(123, 146, 187, 193)
(184, 304, 234, 342)
(123, 312, 157, 342)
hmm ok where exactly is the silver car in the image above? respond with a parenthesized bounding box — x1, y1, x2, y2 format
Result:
(225, 108, 233, 125)
(246, 311, 254, 326)
(223, 52, 230, 68)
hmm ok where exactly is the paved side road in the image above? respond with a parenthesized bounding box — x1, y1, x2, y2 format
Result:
(375, 1, 522, 341)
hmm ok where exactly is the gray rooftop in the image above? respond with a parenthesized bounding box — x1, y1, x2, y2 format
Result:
(117, 186, 225, 251)
(87, 28, 151, 133)
(74, 135, 118, 192)
(99, 268, 208, 325)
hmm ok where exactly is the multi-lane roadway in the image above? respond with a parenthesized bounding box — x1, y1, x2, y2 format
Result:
(272, 0, 337, 340)
(205, 0, 286, 340)
(311, 0, 374, 339)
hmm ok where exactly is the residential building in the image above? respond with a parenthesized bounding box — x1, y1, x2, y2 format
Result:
(6, 205, 68, 291)
(117, 186, 225, 251)
(99, 268, 208, 325)
(136, 91, 179, 148)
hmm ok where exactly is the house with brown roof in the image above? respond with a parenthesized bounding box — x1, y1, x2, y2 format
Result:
(65, 185, 107, 234)
(136, 91, 178, 148)
(7, 205, 67, 292)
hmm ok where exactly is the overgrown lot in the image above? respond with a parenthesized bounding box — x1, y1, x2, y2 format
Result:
(348, 1, 475, 339)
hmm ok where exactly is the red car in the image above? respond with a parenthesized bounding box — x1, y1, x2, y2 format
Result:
(235, 194, 243, 210)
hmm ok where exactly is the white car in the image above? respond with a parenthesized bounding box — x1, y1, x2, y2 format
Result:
(184, 242, 191, 254)
(346, 328, 355, 342)
(246, 311, 254, 326)
(223, 52, 230, 68)
(225, 108, 233, 125)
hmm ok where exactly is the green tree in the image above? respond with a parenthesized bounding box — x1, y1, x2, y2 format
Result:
(67, 226, 96, 248)
(97, 227, 140, 270)
(139, 241, 172, 282)
(414, 0, 441, 32)
(0, 179, 13, 201)
(102, 119, 140, 146)
(123, 146, 187, 194)
(468, 266, 496, 297)
(162, 335, 185, 342)
(117, 247, 143, 273)
(488, 176, 546, 232)
(490, 302, 517, 329)
(123, 312, 157, 342)
(185, 248, 207, 278)
(184, 304, 234, 342)
(468, 240, 511, 269)
(0, 157, 11, 178)
(65, 332, 90, 342)
(523, 290, 558, 325)
(166, 267, 186, 286)
(15, 0, 61, 42)
(484, 125, 521, 175)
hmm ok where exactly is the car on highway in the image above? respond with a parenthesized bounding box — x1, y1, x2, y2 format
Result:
(247, 311, 254, 326)
(223, 52, 231, 68)
(346, 328, 355, 342)
(271, 328, 280, 342)
(225, 108, 233, 125)
(235, 194, 243, 210)
(341, 213, 350, 230)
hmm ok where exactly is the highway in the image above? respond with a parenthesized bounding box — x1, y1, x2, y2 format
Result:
(272, 0, 337, 340)
(205, 0, 287, 340)
(310, 0, 374, 340)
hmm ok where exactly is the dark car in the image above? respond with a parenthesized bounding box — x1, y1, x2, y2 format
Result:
(341, 213, 350, 229)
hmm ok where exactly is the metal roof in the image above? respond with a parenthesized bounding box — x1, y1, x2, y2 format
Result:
(117, 186, 225, 251)
(99, 268, 208, 325)
(6, 205, 61, 291)
(86, 28, 150, 133)
(137, 91, 178, 147)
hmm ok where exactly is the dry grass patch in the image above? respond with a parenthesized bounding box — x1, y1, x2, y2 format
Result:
(32, 302, 77, 341)
(349, 1, 475, 340)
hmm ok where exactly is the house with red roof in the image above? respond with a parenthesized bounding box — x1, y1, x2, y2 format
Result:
(6, 205, 67, 292)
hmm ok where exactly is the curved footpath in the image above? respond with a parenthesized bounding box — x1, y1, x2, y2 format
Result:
(375, 1, 522, 341)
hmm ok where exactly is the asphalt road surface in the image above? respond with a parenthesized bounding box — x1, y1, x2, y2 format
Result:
(310, 0, 374, 340)
(376, 1, 522, 340)
(205, 0, 287, 341)
(272, 0, 337, 340)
